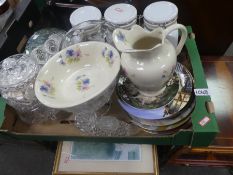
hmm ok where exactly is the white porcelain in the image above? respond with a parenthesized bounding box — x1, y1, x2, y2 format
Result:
(105, 18, 137, 45)
(143, 1, 178, 25)
(104, 3, 137, 25)
(143, 1, 178, 47)
(69, 6, 102, 28)
(144, 22, 178, 47)
(112, 24, 187, 96)
(145, 27, 178, 47)
(0, 0, 6, 6)
(104, 3, 137, 45)
(113, 19, 137, 29)
(165, 30, 178, 47)
(35, 41, 120, 111)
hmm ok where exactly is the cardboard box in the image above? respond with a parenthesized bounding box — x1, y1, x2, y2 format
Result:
(0, 27, 219, 146)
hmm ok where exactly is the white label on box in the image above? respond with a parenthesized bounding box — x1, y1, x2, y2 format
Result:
(194, 88, 209, 96)
(199, 116, 211, 127)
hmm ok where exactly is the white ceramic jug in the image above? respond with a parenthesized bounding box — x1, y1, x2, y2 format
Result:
(112, 24, 187, 96)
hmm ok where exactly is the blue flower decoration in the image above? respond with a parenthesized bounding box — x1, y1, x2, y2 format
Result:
(66, 49, 74, 57)
(117, 31, 126, 42)
(60, 59, 66, 65)
(109, 50, 113, 58)
(83, 78, 90, 85)
(102, 47, 107, 57)
(40, 85, 48, 92)
(102, 47, 114, 66)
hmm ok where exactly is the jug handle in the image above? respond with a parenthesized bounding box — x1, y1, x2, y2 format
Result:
(163, 24, 188, 55)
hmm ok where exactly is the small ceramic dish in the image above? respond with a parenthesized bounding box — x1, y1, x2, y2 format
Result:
(35, 41, 120, 112)
(117, 63, 193, 120)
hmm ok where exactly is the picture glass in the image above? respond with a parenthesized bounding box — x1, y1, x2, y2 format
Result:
(71, 142, 141, 161)
(56, 141, 156, 174)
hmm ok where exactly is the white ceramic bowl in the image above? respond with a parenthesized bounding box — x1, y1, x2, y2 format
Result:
(35, 41, 120, 112)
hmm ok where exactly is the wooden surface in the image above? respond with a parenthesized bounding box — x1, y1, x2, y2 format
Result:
(169, 56, 233, 166)
(202, 56, 233, 146)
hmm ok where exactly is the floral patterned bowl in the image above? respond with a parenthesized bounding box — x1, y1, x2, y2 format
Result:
(35, 41, 120, 112)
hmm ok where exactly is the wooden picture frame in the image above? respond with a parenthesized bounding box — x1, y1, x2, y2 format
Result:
(53, 141, 159, 175)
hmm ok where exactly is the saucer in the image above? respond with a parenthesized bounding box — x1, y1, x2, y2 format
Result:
(117, 71, 180, 109)
(117, 63, 194, 120)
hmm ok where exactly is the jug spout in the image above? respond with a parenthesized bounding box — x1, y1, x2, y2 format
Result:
(112, 25, 164, 53)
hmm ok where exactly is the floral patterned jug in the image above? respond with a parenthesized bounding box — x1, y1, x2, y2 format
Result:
(112, 24, 187, 96)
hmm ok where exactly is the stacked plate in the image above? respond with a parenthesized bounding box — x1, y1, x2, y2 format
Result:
(117, 63, 195, 134)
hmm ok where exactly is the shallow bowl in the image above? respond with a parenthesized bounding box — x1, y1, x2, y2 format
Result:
(35, 41, 120, 112)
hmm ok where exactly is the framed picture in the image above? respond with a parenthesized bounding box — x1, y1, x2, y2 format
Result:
(53, 141, 159, 175)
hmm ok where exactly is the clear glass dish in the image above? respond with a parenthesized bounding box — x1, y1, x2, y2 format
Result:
(60, 20, 108, 49)
(0, 54, 57, 124)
